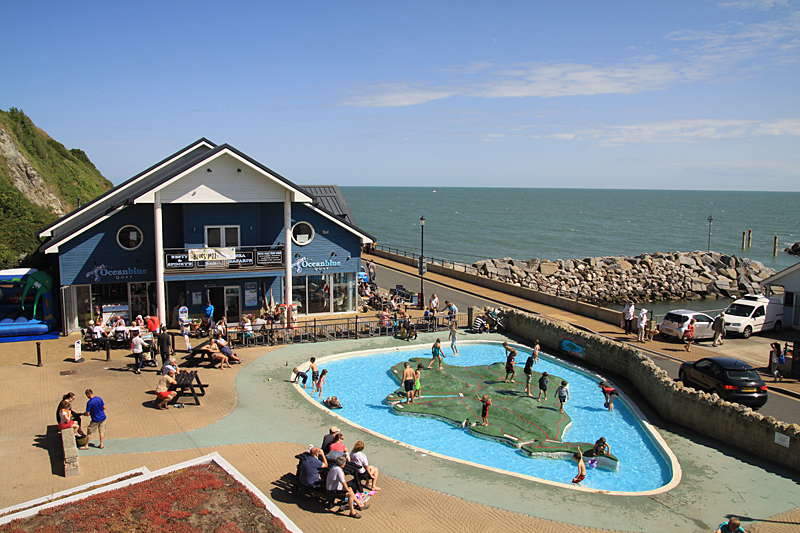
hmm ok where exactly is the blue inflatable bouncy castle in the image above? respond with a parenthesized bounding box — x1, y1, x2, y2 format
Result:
(0, 269, 56, 338)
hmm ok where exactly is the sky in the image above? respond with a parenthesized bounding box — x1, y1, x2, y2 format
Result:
(2, 1, 799, 190)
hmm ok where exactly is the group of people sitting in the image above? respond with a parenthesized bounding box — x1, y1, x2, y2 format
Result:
(297, 426, 380, 519)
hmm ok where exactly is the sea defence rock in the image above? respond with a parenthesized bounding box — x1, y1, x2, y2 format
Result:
(785, 242, 800, 256)
(471, 251, 775, 305)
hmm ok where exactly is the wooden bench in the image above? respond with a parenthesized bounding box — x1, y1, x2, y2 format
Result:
(185, 340, 215, 366)
(173, 370, 208, 405)
(60, 429, 80, 477)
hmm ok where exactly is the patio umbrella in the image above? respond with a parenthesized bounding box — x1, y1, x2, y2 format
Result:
(268, 289, 275, 313)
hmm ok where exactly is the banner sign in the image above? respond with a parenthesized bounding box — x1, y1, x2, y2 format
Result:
(165, 253, 193, 269)
(188, 248, 236, 261)
(257, 250, 283, 266)
(227, 251, 254, 269)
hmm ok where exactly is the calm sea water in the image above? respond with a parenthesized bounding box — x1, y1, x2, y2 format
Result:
(342, 188, 799, 272)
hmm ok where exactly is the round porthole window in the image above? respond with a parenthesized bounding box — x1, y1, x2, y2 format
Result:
(117, 225, 144, 251)
(291, 221, 315, 246)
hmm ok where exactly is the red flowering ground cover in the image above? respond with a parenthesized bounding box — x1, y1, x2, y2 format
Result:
(1, 463, 292, 533)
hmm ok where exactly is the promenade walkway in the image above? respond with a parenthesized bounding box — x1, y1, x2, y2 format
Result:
(1, 259, 799, 532)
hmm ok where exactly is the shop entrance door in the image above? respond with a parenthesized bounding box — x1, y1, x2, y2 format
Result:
(225, 286, 240, 324)
(208, 287, 225, 323)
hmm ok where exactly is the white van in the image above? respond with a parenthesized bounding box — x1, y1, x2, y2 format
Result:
(724, 294, 784, 338)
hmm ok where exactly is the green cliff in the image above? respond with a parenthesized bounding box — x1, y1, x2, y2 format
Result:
(0, 108, 113, 268)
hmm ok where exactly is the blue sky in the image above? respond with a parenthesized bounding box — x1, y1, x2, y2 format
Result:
(2, 1, 798, 190)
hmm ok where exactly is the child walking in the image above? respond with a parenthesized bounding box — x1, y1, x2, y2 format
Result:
(478, 394, 492, 426)
(572, 449, 586, 485)
(556, 381, 570, 414)
(448, 322, 465, 355)
(314, 369, 327, 397)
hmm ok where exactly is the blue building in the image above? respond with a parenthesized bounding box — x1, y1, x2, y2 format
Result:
(37, 139, 373, 333)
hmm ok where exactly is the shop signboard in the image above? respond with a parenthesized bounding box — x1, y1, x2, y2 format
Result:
(165, 253, 193, 270)
(227, 251, 254, 269)
(257, 250, 283, 266)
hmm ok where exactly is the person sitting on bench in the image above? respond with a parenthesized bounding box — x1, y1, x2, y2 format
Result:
(214, 333, 242, 364)
(298, 446, 328, 489)
(326, 456, 369, 519)
(88, 320, 109, 350)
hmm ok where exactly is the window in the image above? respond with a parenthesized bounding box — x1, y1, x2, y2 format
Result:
(205, 225, 240, 248)
(291, 221, 315, 246)
(117, 225, 143, 251)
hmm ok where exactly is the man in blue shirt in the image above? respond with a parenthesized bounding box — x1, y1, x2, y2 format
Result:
(203, 302, 214, 335)
(80, 389, 106, 450)
(298, 447, 328, 488)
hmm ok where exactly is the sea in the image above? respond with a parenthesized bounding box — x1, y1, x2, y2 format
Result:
(341, 187, 800, 315)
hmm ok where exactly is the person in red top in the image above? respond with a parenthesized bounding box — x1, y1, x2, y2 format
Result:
(146, 315, 160, 333)
(328, 432, 349, 460)
(682, 318, 696, 352)
(599, 381, 619, 411)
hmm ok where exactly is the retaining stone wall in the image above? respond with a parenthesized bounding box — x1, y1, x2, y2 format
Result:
(470, 306, 800, 474)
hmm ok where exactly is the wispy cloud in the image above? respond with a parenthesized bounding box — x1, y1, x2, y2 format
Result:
(571, 118, 800, 145)
(340, 11, 800, 108)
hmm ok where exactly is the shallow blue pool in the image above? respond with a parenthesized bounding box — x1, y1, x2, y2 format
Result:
(312, 342, 674, 492)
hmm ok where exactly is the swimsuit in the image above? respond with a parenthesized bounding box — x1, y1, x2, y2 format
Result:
(481, 400, 490, 418)
(572, 474, 585, 484)
(312, 370, 319, 383)
(414, 379, 421, 390)
(404, 379, 415, 392)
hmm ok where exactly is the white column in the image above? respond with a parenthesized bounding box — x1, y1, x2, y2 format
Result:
(284, 190, 292, 319)
(154, 191, 167, 325)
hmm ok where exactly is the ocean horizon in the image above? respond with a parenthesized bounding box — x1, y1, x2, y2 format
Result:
(341, 187, 800, 274)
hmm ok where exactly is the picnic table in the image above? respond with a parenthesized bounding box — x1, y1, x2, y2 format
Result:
(173, 370, 207, 405)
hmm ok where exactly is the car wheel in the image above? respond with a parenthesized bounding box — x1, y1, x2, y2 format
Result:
(774, 321, 782, 333)
(678, 370, 688, 385)
(742, 326, 752, 339)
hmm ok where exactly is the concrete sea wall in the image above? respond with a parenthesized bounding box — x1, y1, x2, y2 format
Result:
(472, 307, 800, 474)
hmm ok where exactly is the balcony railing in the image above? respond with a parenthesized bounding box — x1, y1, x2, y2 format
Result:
(164, 246, 284, 274)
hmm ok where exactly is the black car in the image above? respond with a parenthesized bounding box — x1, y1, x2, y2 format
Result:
(678, 357, 768, 408)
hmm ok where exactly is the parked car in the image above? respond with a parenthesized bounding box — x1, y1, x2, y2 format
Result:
(657, 310, 715, 341)
(724, 294, 784, 338)
(678, 357, 768, 408)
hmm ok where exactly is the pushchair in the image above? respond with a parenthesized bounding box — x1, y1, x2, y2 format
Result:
(487, 309, 506, 333)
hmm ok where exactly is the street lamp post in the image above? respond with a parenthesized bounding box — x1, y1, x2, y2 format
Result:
(707, 215, 714, 252)
(419, 215, 425, 309)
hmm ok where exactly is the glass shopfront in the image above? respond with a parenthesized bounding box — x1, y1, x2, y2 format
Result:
(291, 272, 355, 315)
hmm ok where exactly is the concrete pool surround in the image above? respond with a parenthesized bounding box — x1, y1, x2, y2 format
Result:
(292, 340, 682, 496)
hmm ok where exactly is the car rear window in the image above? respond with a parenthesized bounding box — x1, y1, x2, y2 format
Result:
(725, 304, 755, 317)
(725, 369, 760, 381)
(664, 313, 688, 324)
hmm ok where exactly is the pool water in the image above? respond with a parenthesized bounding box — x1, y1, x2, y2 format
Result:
(312, 342, 674, 492)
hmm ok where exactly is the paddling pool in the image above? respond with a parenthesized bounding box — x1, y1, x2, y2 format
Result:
(305, 341, 678, 493)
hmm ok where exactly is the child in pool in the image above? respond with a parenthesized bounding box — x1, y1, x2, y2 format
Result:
(314, 369, 327, 397)
(593, 437, 610, 456)
(414, 363, 423, 399)
(572, 449, 586, 485)
(478, 394, 492, 426)
(291, 368, 308, 388)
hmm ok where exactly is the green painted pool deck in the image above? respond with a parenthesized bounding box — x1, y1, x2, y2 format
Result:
(75, 331, 800, 532)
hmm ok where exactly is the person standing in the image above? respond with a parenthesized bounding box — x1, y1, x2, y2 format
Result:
(556, 381, 570, 414)
(429, 293, 439, 313)
(427, 338, 445, 370)
(636, 309, 648, 342)
(682, 318, 696, 352)
(478, 394, 492, 426)
(367, 259, 376, 283)
(572, 449, 586, 485)
(402, 362, 416, 404)
(414, 363, 423, 399)
(203, 301, 214, 335)
(624, 302, 636, 335)
(537, 372, 549, 402)
(448, 322, 464, 355)
(131, 331, 147, 374)
(523, 352, 535, 397)
(157, 326, 172, 366)
(532, 339, 540, 364)
(712, 312, 726, 347)
(80, 389, 106, 450)
(503, 342, 517, 383)
(770, 342, 783, 382)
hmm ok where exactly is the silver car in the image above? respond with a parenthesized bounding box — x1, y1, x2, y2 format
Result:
(657, 310, 715, 341)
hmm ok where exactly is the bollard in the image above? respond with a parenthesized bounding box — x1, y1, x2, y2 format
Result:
(171, 331, 176, 353)
(774, 235, 779, 257)
(748, 229, 753, 248)
(106, 340, 111, 361)
(742, 231, 746, 250)
(36, 341, 42, 367)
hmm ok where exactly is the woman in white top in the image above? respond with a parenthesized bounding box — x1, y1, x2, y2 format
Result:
(350, 440, 380, 490)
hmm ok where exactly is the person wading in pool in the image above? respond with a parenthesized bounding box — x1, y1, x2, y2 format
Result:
(402, 362, 416, 404)
(599, 381, 619, 411)
(427, 338, 445, 370)
(503, 342, 517, 383)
